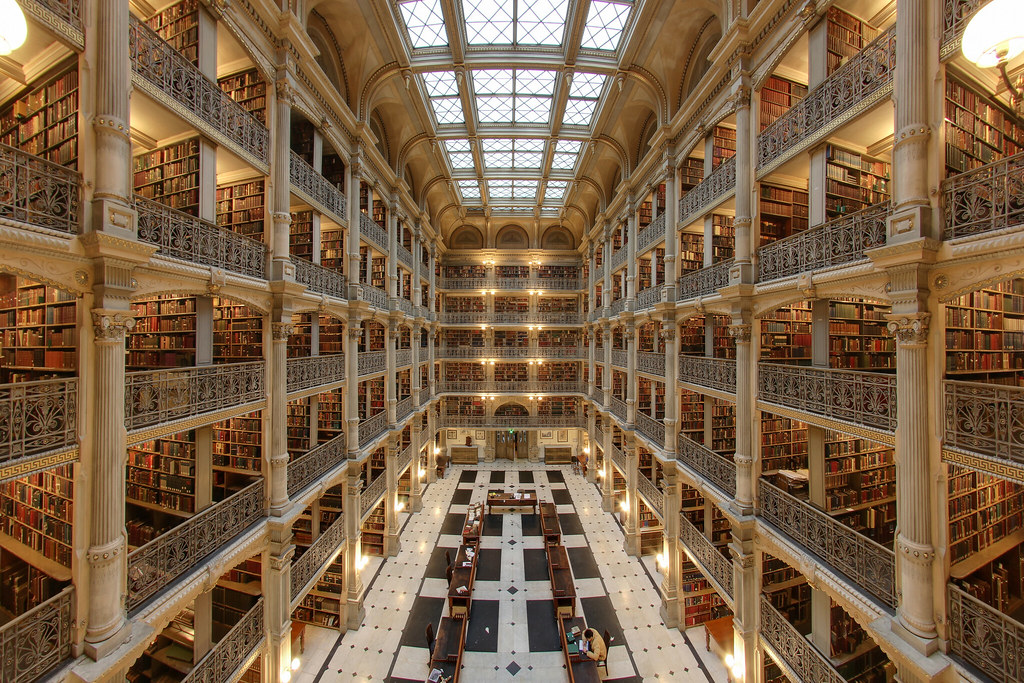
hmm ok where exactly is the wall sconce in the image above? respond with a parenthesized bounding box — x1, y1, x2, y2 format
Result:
(724, 654, 744, 680)
(963, 0, 1024, 113)
(618, 499, 629, 512)
(433, 446, 441, 455)
(396, 501, 406, 512)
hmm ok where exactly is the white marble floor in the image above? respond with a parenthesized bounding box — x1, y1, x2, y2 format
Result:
(300, 463, 724, 682)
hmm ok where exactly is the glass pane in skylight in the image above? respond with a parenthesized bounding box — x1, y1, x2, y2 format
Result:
(488, 180, 514, 198)
(473, 70, 515, 95)
(512, 180, 538, 199)
(448, 152, 475, 169)
(557, 139, 582, 153)
(400, 0, 448, 48)
(517, 139, 546, 152)
(517, 0, 568, 45)
(423, 72, 459, 97)
(431, 98, 465, 124)
(545, 180, 568, 199)
(516, 70, 557, 95)
(483, 151, 515, 167)
(446, 139, 472, 152)
(458, 180, 482, 198)
(481, 138, 513, 152)
(562, 99, 597, 126)
(477, 96, 514, 123)
(464, 0, 514, 44)
(551, 153, 578, 170)
(512, 151, 544, 167)
(581, 1, 631, 51)
(570, 72, 606, 98)
(515, 96, 551, 124)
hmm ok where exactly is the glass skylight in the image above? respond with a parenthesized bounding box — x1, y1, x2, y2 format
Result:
(581, 1, 631, 51)
(473, 69, 555, 125)
(480, 138, 546, 169)
(444, 140, 476, 169)
(487, 179, 538, 201)
(551, 139, 583, 171)
(517, 0, 569, 45)
(462, 0, 568, 46)
(399, 0, 448, 48)
(458, 179, 482, 200)
(544, 180, 568, 200)
(422, 72, 465, 125)
(490, 205, 537, 214)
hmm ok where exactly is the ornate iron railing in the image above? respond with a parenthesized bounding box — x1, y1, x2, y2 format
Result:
(442, 415, 585, 428)
(944, 380, 1024, 466)
(947, 582, 1024, 683)
(397, 443, 414, 473)
(610, 397, 628, 423)
(0, 142, 81, 235)
(396, 395, 413, 421)
(593, 426, 605, 445)
(136, 195, 267, 280)
(293, 257, 348, 300)
(358, 350, 386, 376)
(758, 363, 897, 433)
(637, 351, 665, 376)
(359, 285, 389, 310)
(757, 26, 896, 173)
(129, 16, 269, 168)
(676, 432, 736, 497)
(289, 151, 346, 224)
(760, 595, 843, 683)
(124, 361, 265, 432)
(610, 247, 627, 270)
(678, 355, 736, 393)
(288, 433, 347, 498)
(536, 346, 584, 359)
(679, 514, 733, 599)
(609, 298, 627, 316)
(359, 213, 388, 252)
(291, 516, 346, 601)
(287, 355, 345, 394)
(635, 412, 665, 448)
(611, 349, 628, 368)
(440, 311, 488, 324)
(182, 599, 264, 683)
(361, 474, 387, 518)
(535, 312, 583, 324)
(942, 151, 1024, 240)
(760, 480, 896, 607)
(437, 380, 586, 393)
(638, 214, 666, 253)
(637, 472, 663, 516)
(942, 0, 986, 58)
(757, 202, 889, 281)
(438, 277, 582, 290)
(636, 287, 662, 310)
(127, 480, 265, 611)
(610, 444, 626, 471)
(677, 260, 732, 301)
(359, 411, 387, 447)
(678, 156, 735, 225)
(21, 0, 83, 46)
(395, 348, 412, 367)
(0, 585, 74, 683)
(397, 244, 414, 269)
(0, 378, 77, 467)
(394, 297, 413, 315)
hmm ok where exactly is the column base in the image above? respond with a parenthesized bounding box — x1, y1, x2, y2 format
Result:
(622, 531, 640, 556)
(602, 491, 614, 512)
(892, 619, 939, 656)
(84, 620, 131, 661)
(385, 533, 401, 556)
(659, 596, 679, 629)
(410, 492, 423, 512)
(345, 598, 366, 631)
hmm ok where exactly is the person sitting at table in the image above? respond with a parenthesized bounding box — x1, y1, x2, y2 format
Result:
(582, 628, 607, 670)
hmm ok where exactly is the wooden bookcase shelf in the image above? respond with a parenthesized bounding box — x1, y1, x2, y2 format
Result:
(216, 179, 266, 241)
(829, 300, 894, 370)
(945, 277, 1024, 385)
(446, 296, 486, 313)
(759, 75, 807, 131)
(758, 182, 809, 246)
(679, 388, 704, 444)
(127, 295, 197, 370)
(287, 398, 311, 460)
(218, 68, 267, 124)
(826, 7, 878, 75)
(760, 302, 812, 364)
(760, 414, 808, 474)
(133, 137, 201, 216)
(361, 499, 385, 557)
(127, 432, 197, 518)
(944, 74, 1024, 175)
(824, 144, 890, 220)
(712, 126, 736, 169)
(214, 298, 262, 363)
(146, 0, 200, 64)
(212, 412, 262, 474)
(0, 464, 74, 575)
(680, 156, 704, 193)
(0, 275, 78, 383)
(0, 62, 79, 168)
(948, 464, 1024, 570)
(289, 210, 314, 261)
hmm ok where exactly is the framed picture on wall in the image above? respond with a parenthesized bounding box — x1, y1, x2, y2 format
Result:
(475, 430, 485, 440)
(541, 431, 553, 439)
(557, 430, 568, 442)
(447, 429, 457, 440)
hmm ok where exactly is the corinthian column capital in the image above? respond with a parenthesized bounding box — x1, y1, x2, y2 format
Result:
(92, 310, 135, 341)
(886, 313, 930, 346)
(272, 322, 295, 340)
(728, 323, 751, 343)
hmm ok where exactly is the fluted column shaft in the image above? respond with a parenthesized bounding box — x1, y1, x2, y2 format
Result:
(411, 324, 421, 404)
(730, 322, 754, 513)
(269, 321, 292, 512)
(587, 326, 596, 394)
(344, 472, 365, 629)
(659, 469, 680, 627)
(271, 80, 293, 270)
(346, 322, 362, 455)
(602, 326, 612, 407)
(622, 439, 639, 555)
(663, 326, 678, 453)
(663, 161, 678, 294)
(92, 0, 132, 206)
(388, 201, 399, 298)
(347, 157, 363, 284)
(386, 322, 397, 426)
(409, 423, 423, 511)
(384, 437, 401, 555)
(602, 232, 612, 310)
(733, 86, 753, 271)
(893, 0, 930, 214)
(625, 323, 636, 424)
(626, 210, 637, 301)
(428, 244, 437, 314)
(601, 423, 614, 512)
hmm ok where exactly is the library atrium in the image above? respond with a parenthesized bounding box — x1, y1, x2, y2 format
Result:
(0, 0, 1022, 681)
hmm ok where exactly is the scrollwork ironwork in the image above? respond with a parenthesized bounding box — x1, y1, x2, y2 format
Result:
(947, 582, 1024, 683)
(637, 472, 663, 516)
(396, 395, 414, 421)
(942, 151, 1024, 240)
(358, 350, 386, 377)
(0, 378, 77, 467)
(760, 595, 844, 683)
(944, 380, 1024, 467)
(288, 433, 347, 498)
(635, 412, 665, 448)
(610, 397, 628, 423)
(359, 213, 388, 252)
(942, 0, 985, 57)
(360, 285, 389, 310)
(611, 350, 628, 368)
(0, 585, 73, 683)
(677, 260, 732, 302)
(636, 287, 661, 311)
(0, 142, 81, 235)
(291, 517, 346, 601)
(359, 411, 387, 447)
(678, 156, 735, 225)
(678, 355, 736, 393)
(679, 513, 733, 599)
(289, 151, 347, 224)
(637, 351, 665, 376)
(293, 257, 348, 300)
(182, 599, 264, 683)
(287, 355, 346, 394)
(361, 474, 387, 518)
(676, 432, 736, 497)
(637, 214, 666, 253)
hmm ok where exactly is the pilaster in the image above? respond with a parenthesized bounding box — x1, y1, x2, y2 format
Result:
(344, 470, 366, 629)
(384, 437, 401, 556)
(264, 524, 295, 683)
(729, 518, 758, 683)
(622, 437, 640, 556)
(601, 423, 614, 512)
(659, 468, 680, 628)
(729, 319, 754, 515)
(269, 319, 293, 514)
(271, 77, 295, 279)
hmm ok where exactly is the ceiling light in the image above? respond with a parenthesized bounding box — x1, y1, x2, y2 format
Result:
(963, 0, 1024, 112)
(0, 0, 28, 55)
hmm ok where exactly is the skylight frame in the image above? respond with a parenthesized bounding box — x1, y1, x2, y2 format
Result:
(461, 0, 570, 48)
(580, 0, 633, 52)
(398, 0, 449, 49)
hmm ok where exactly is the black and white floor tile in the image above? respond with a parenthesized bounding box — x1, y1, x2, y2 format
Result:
(299, 463, 724, 682)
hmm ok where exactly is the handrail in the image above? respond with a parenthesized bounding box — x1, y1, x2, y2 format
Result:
(359, 411, 387, 447)
(359, 213, 388, 252)
(944, 379, 1024, 467)
(678, 156, 735, 225)
(293, 257, 348, 300)
(678, 355, 736, 393)
(288, 432, 347, 498)
(181, 598, 264, 683)
(0, 142, 81, 235)
(758, 363, 896, 433)
(942, 150, 1024, 240)
(679, 513, 733, 600)
(635, 412, 665, 448)
(289, 150, 347, 224)
(0, 377, 77, 467)
(287, 355, 345, 394)
(358, 350, 386, 376)
(677, 260, 732, 301)
(676, 432, 736, 497)
(0, 585, 74, 683)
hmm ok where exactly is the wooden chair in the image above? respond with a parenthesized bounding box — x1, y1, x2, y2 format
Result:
(596, 630, 611, 677)
(425, 623, 435, 656)
(445, 550, 452, 567)
(446, 563, 454, 585)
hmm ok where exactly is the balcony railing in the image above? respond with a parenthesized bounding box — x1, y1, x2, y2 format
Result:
(359, 213, 388, 252)
(637, 351, 665, 376)
(757, 202, 888, 282)
(677, 260, 732, 301)
(287, 355, 345, 394)
(534, 312, 583, 324)
(437, 380, 586, 394)
(635, 412, 665, 448)
(609, 298, 627, 316)
(396, 395, 413, 421)
(291, 515, 346, 602)
(611, 349, 628, 368)
(636, 286, 662, 311)
(760, 595, 843, 683)
(289, 151, 346, 224)
(124, 361, 266, 432)
(395, 297, 413, 315)
(396, 348, 412, 367)
(0, 585, 74, 683)
(397, 443, 414, 473)
(758, 363, 897, 434)
(610, 247, 627, 271)
(129, 16, 269, 168)
(757, 26, 896, 174)
(0, 377, 77, 468)
(293, 257, 348, 300)
(760, 480, 896, 608)
(942, 0, 985, 58)
(438, 346, 582, 359)
(610, 444, 626, 471)
(679, 514, 733, 600)
(678, 156, 735, 225)
(361, 474, 387, 518)
(358, 350, 386, 376)
(359, 285, 389, 310)
(593, 426, 605, 445)
(0, 142, 81, 235)
(438, 277, 582, 290)
(397, 243, 414, 269)
(637, 472, 663, 516)
(441, 415, 585, 428)
(21, 0, 84, 46)
(610, 397, 628, 423)
(638, 214, 666, 253)
(288, 432, 347, 499)
(127, 480, 265, 611)
(136, 195, 267, 280)
(942, 151, 1024, 240)
(359, 411, 387, 447)
(678, 355, 736, 393)
(944, 380, 1024, 467)
(948, 582, 1024, 683)
(676, 432, 736, 497)
(182, 598, 264, 683)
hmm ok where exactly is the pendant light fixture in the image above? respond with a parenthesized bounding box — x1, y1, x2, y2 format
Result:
(0, 0, 27, 56)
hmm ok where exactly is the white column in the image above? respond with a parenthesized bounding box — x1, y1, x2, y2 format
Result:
(729, 321, 754, 513)
(732, 85, 754, 280)
(346, 321, 362, 456)
(347, 155, 363, 288)
(344, 471, 365, 629)
(269, 321, 293, 513)
(384, 436, 401, 555)
(625, 322, 637, 425)
(659, 468, 680, 627)
(386, 321, 397, 426)
(271, 79, 294, 277)
(663, 325, 678, 454)
(626, 204, 638, 302)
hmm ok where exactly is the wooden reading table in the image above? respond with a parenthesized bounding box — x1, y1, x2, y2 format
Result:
(540, 502, 561, 545)
(427, 616, 466, 682)
(559, 616, 601, 683)
(447, 544, 478, 618)
(462, 503, 483, 546)
(547, 543, 576, 618)
(486, 489, 538, 514)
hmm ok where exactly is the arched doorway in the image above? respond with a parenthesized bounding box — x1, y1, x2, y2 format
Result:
(494, 403, 529, 460)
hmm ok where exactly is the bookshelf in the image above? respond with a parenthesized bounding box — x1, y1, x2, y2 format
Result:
(361, 499, 386, 557)
(710, 504, 731, 548)
(0, 464, 74, 578)
(495, 296, 528, 313)
(537, 361, 577, 383)
(445, 296, 485, 313)
(637, 497, 663, 556)
(759, 75, 807, 131)
(360, 323, 385, 352)
(829, 300, 894, 370)
(445, 362, 484, 382)
(127, 295, 196, 370)
(0, 62, 79, 169)
(443, 265, 487, 279)
(216, 179, 266, 240)
(443, 329, 485, 347)
(398, 371, 412, 400)
(133, 137, 201, 215)
(679, 232, 703, 273)
(758, 182, 809, 246)
(494, 330, 528, 347)
(538, 265, 579, 279)
(213, 298, 262, 363)
(538, 329, 577, 347)
(711, 215, 735, 263)
(679, 317, 705, 356)
(320, 315, 345, 354)
(760, 302, 812, 364)
(126, 432, 196, 518)
(537, 297, 577, 313)
(760, 413, 808, 474)
(765, 577, 811, 627)
(291, 119, 315, 165)
(212, 412, 262, 474)
(762, 553, 801, 591)
(496, 265, 529, 279)
(0, 546, 69, 619)
(713, 315, 736, 359)
(944, 74, 1024, 175)
(538, 396, 578, 416)
(127, 606, 197, 682)
(358, 378, 385, 419)
(288, 313, 312, 358)
(824, 433, 896, 545)
(290, 210, 314, 261)
(445, 396, 485, 416)
(679, 388, 704, 444)
(292, 556, 345, 629)
(824, 145, 890, 219)
(711, 398, 735, 456)
(826, 7, 878, 75)
(495, 362, 527, 382)
(945, 277, 1024, 384)
(680, 156, 704, 192)
(948, 464, 1024, 570)
(317, 390, 345, 444)
(712, 126, 736, 169)
(680, 482, 705, 527)
(682, 590, 729, 628)
(218, 68, 267, 124)
(287, 398, 311, 460)
(0, 276, 78, 383)
(321, 229, 345, 271)
(146, 0, 200, 64)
